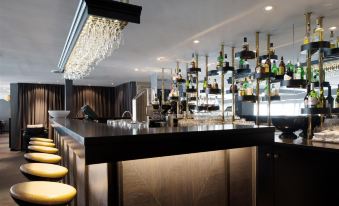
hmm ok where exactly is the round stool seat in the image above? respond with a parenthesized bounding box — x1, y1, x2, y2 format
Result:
(20, 163, 68, 181)
(24, 153, 61, 164)
(28, 145, 58, 154)
(10, 181, 76, 206)
(29, 141, 56, 147)
(30, 137, 53, 143)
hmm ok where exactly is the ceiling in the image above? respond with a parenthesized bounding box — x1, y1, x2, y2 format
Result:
(1, 0, 339, 97)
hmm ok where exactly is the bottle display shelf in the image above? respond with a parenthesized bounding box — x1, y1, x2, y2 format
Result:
(282, 79, 307, 88)
(260, 54, 278, 60)
(187, 67, 202, 74)
(208, 70, 219, 76)
(274, 75, 284, 80)
(205, 88, 221, 95)
(217, 65, 235, 74)
(253, 73, 274, 80)
(300, 41, 330, 54)
(325, 48, 339, 59)
(301, 107, 330, 115)
(186, 88, 197, 93)
(313, 81, 330, 88)
(174, 79, 186, 83)
(261, 95, 281, 101)
(238, 95, 257, 103)
(197, 105, 220, 111)
(169, 96, 179, 101)
(235, 50, 256, 59)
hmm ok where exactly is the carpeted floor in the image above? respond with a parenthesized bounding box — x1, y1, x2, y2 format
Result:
(0, 133, 26, 206)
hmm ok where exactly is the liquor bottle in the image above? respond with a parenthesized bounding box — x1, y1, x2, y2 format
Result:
(269, 43, 275, 56)
(308, 83, 318, 108)
(336, 85, 339, 108)
(178, 69, 182, 80)
(279, 56, 285, 76)
(217, 51, 224, 68)
(189, 75, 193, 89)
(304, 84, 310, 108)
(191, 53, 196, 68)
(337, 36, 339, 48)
(326, 86, 334, 108)
(312, 67, 319, 82)
(242, 37, 249, 51)
(314, 18, 324, 42)
(213, 79, 218, 89)
(239, 58, 245, 69)
(255, 57, 264, 74)
(294, 62, 304, 80)
(203, 77, 207, 91)
(330, 31, 336, 48)
(304, 21, 311, 44)
(185, 78, 189, 90)
(271, 60, 278, 76)
(264, 57, 271, 74)
(318, 87, 326, 108)
(284, 60, 293, 80)
(224, 54, 229, 67)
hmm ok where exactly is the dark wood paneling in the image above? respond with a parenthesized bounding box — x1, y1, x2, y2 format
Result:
(10, 83, 19, 150)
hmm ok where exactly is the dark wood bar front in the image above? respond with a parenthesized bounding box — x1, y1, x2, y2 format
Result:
(50, 118, 274, 206)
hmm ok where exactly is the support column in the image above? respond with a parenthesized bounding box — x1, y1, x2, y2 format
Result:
(65, 79, 73, 111)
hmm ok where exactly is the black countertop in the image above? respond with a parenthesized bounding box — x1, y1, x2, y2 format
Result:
(52, 118, 275, 164)
(275, 133, 339, 153)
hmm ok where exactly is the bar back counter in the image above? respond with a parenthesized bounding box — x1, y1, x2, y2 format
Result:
(50, 118, 274, 206)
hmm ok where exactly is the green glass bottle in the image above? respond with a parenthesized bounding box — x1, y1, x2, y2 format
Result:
(326, 86, 334, 108)
(217, 51, 224, 68)
(203, 77, 207, 91)
(318, 88, 326, 108)
(308, 83, 318, 108)
(271, 60, 278, 76)
(294, 62, 302, 80)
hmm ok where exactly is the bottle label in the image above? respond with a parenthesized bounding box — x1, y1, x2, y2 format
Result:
(308, 97, 318, 107)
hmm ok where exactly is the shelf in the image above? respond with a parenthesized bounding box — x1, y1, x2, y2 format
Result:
(330, 108, 339, 114)
(198, 105, 220, 111)
(169, 96, 179, 101)
(218, 65, 235, 74)
(313, 81, 330, 88)
(226, 89, 238, 94)
(236, 68, 252, 77)
(260, 54, 278, 60)
(174, 79, 186, 83)
(301, 107, 330, 115)
(205, 88, 221, 95)
(325, 48, 339, 59)
(274, 75, 284, 80)
(300, 41, 330, 54)
(282, 79, 307, 88)
(188, 97, 197, 101)
(261, 95, 281, 101)
(235, 50, 256, 59)
(208, 70, 219, 76)
(161, 104, 171, 110)
(254, 73, 274, 80)
(187, 67, 201, 74)
(186, 88, 197, 93)
(238, 95, 256, 103)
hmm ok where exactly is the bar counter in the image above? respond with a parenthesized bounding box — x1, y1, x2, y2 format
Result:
(50, 118, 275, 206)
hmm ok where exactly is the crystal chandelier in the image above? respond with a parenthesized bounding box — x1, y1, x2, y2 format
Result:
(58, 0, 142, 80)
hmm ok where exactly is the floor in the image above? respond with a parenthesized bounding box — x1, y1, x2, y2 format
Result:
(0, 133, 26, 206)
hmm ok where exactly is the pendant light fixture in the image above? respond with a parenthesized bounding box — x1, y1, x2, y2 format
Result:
(57, 0, 142, 80)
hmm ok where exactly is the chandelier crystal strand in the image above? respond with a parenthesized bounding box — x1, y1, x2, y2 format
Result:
(64, 16, 127, 80)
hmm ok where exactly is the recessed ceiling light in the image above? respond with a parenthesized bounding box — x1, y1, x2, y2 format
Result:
(193, 40, 200, 44)
(111, 82, 114, 85)
(134, 68, 139, 71)
(264, 5, 273, 11)
(157, 57, 166, 61)
(329, 26, 337, 30)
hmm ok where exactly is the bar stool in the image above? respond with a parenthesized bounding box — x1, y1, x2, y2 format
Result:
(28, 145, 58, 154)
(30, 137, 53, 143)
(10, 181, 76, 206)
(20, 163, 68, 181)
(24, 153, 61, 164)
(29, 141, 56, 147)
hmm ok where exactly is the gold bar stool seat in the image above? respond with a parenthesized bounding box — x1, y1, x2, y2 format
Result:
(28, 145, 58, 154)
(10, 181, 76, 206)
(24, 153, 61, 164)
(30, 137, 53, 143)
(29, 141, 56, 147)
(20, 163, 68, 181)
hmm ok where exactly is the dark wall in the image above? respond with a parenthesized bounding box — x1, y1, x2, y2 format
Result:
(10, 82, 137, 150)
(0, 99, 10, 131)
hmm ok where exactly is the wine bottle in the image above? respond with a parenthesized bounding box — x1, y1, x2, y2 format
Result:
(318, 87, 326, 108)
(264, 57, 271, 74)
(308, 83, 318, 108)
(279, 56, 285, 76)
(191, 53, 196, 68)
(314, 17, 324, 42)
(326, 86, 334, 108)
(304, 84, 310, 108)
(256, 57, 264, 74)
(203, 77, 207, 91)
(217, 51, 224, 68)
(271, 60, 278, 76)
(330, 31, 336, 48)
(242, 37, 249, 51)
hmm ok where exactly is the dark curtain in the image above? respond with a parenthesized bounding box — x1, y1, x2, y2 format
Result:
(71, 86, 115, 118)
(114, 82, 136, 117)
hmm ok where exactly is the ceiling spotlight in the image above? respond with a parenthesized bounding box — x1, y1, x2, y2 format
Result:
(329, 26, 337, 30)
(111, 83, 114, 85)
(134, 68, 139, 71)
(193, 40, 200, 44)
(264, 5, 273, 11)
(157, 57, 166, 61)
(51, 69, 63, 73)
